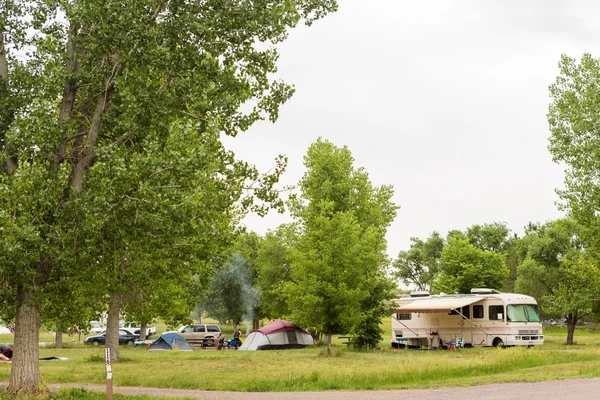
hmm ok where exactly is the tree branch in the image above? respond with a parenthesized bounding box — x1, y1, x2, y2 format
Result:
(110, 132, 133, 147)
(0, 25, 7, 78)
(58, 23, 79, 123)
(0, 25, 17, 175)
(70, 79, 115, 191)
(53, 22, 81, 171)
(158, 71, 174, 95)
(179, 110, 207, 121)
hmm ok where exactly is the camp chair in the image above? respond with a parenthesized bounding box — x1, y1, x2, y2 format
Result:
(444, 340, 456, 350)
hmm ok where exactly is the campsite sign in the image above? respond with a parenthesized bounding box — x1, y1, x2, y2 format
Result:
(105, 348, 113, 400)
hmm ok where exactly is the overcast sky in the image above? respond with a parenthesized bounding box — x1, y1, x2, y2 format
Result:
(224, 0, 600, 257)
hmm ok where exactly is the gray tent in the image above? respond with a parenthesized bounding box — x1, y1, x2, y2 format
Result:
(148, 332, 193, 351)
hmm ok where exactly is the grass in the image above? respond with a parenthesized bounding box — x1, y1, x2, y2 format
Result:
(0, 320, 599, 393)
(0, 388, 194, 400)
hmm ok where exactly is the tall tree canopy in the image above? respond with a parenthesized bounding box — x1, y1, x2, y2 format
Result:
(0, 0, 337, 394)
(254, 223, 299, 320)
(436, 236, 508, 294)
(393, 232, 444, 292)
(516, 219, 600, 345)
(394, 223, 514, 294)
(548, 54, 600, 253)
(466, 222, 510, 253)
(283, 138, 398, 354)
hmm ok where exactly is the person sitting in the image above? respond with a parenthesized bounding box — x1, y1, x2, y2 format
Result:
(0, 344, 13, 361)
(217, 332, 225, 349)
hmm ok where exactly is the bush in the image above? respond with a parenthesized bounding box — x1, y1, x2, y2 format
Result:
(350, 318, 383, 350)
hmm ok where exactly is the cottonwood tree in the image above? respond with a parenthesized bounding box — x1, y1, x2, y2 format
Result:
(67, 123, 257, 361)
(0, 0, 337, 394)
(500, 235, 523, 293)
(465, 222, 521, 292)
(466, 222, 510, 253)
(283, 139, 398, 354)
(436, 236, 508, 294)
(516, 219, 600, 345)
(546, 52, 600, 344)
(548, 54, 600, 256)
(393, 232, 444, 292)
(255, 223, 300, 320)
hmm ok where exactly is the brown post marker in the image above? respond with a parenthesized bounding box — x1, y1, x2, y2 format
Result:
(105, 347, 113, 400)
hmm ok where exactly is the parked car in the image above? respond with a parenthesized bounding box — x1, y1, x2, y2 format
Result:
(122, 324, 156, 337)
(171, 324, 221, 346)
(84, 328, 139, 346)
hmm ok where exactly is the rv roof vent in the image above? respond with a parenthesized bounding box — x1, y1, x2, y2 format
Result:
(409, 291, 431, 297)
(471, 288, 497, 294)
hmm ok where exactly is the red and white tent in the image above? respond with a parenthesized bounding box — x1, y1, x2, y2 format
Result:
(238, 320, 314, 351)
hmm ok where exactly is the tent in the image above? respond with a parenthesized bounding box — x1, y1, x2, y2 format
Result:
(239, 320, 314, 351)
(147, 332, 193, 351)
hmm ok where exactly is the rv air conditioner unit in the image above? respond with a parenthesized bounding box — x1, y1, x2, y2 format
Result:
(470, 288, 499, 294)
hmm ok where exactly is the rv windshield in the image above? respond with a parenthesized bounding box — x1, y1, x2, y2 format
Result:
(507, 304, 541, 322)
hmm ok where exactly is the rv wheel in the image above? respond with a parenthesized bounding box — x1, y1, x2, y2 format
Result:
(493, 338, 505, 348)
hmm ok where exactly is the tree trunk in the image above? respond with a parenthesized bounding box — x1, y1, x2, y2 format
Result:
(253, 318, 259, 330)
(105, 292, 122, 362)
(566, 312, 577, 345)
(8, 290, 46, 396)
(0, 25, 7, 78)
(326, 330, 332, 356)
(139, 323, 147, 341)
(55, 330, 63, 349)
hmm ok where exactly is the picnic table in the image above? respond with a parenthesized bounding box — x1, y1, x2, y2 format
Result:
(338, 336, 353, 346)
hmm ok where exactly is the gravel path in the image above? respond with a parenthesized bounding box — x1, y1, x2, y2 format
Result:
(42, 378, 600, 400)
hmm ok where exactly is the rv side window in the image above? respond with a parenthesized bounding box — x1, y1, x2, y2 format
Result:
(462, 306, 470, 319)
(473, 305, 484, 319)
(489, 305, 504, 321)
(396, 313, 411, 320)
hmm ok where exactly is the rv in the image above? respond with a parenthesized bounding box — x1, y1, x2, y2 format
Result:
(391, 289, 543, 348)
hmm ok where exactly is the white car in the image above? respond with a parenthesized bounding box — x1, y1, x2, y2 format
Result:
(89, 321, 104, 334)
(121, 324, 156, 337)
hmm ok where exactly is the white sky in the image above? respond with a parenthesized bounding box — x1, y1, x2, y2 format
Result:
(224, 0, 600, 257)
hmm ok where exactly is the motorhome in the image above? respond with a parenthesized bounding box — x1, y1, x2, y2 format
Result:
(391, 289, 543, 348)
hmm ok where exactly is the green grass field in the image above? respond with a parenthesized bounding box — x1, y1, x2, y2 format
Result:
(0, 320, 599, 394)
(0, 388, 191, 400)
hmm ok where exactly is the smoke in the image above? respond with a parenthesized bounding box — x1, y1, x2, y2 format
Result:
(229, 254, 263, 334)
(242, 283, 262, 335)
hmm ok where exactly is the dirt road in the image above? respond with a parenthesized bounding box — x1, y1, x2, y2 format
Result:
(43, 378, 600, 400)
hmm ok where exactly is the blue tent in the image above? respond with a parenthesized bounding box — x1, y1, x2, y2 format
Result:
(148, 332, 194, 351)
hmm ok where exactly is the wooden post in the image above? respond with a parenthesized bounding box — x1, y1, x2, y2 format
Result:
(105, 348, 113, 400)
